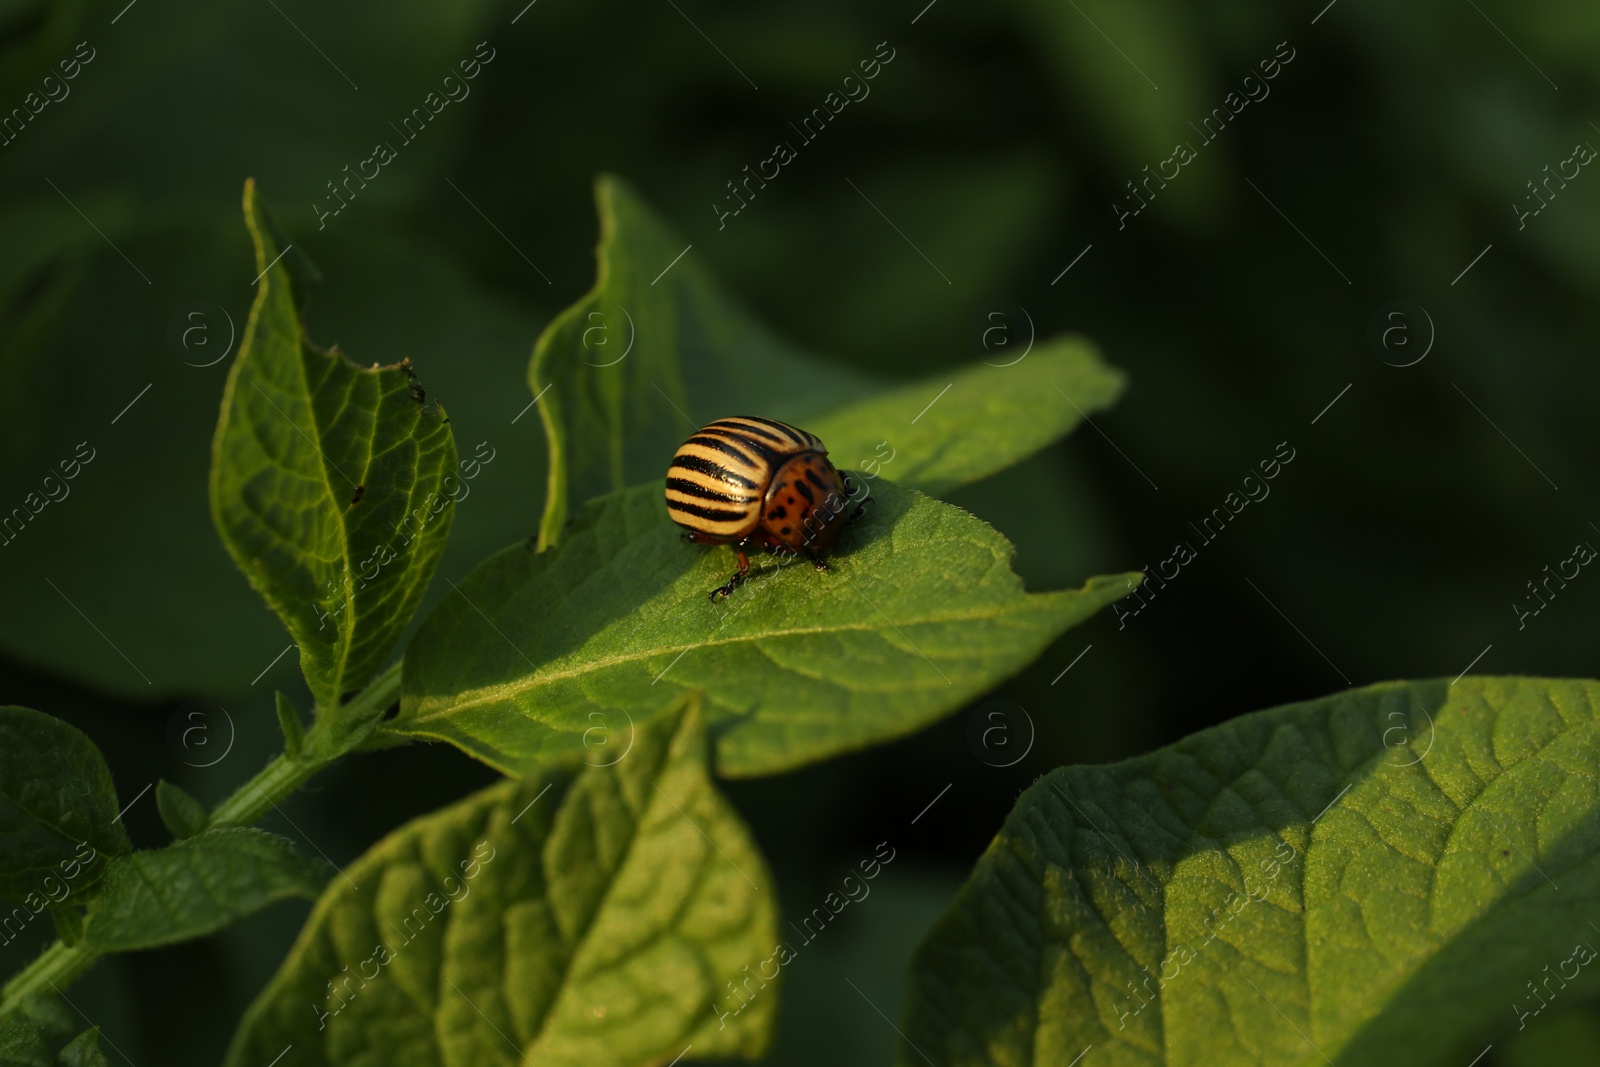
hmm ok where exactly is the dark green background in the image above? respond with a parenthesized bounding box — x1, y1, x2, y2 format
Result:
(2, 0, 1596, 1060)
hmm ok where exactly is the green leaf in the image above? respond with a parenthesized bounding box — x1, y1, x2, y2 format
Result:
(225, 693, 778, 1067)
(274, 692, 305, 761)
(0, 1023, 108, 1067)
(0, 707, 127, 903)
(4, 998, 70, 1042)
(0, 996, 85, 1067)
(529, 175, 878, 549)
(903, 676, 1600, 1067)
(155, 780, 208, 840)
(210, 179, 458, 711)
(53, 1030, 108, 1067)
(0, 1019, 53, 1067)
(0, 186, 543, 705)
(806, 336, 1125, 497)
(82, 828, 331, 952)
(395, 480, 1135, 777)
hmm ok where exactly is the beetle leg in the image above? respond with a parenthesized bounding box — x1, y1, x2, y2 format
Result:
(839, 475, 871, 524)
(709, 547, 753, 602)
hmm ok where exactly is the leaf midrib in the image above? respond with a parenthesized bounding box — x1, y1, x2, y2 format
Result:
(434, 722, 683, 1060)
(299, 347, 364, 707)
(237, 199, 360, 709)
(405, 597, 1058, 725)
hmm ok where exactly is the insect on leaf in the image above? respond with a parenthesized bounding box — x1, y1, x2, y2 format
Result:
(210, 179, 458, 713)
(528, 175, 880, 549)
(224, 692, 778, 1067)
(394, 479, 1137, 777)
(902, 676, 1600, 1067)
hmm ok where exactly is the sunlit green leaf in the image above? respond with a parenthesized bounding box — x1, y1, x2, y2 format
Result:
(210, 179, 457, 711)
(904, 676, 1600, 1067)
(225, 694, 778, 1067)
(807, 336, 1125, 497)
(394, 480, 1135, 777)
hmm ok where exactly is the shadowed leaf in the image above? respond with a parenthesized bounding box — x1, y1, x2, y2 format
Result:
(155, 779, 206, 840)
(83, 828, 331, 951)
(53, 1029, 108, 1067)
(0, 994, 104, 1067)
(0, 707, 126, 903)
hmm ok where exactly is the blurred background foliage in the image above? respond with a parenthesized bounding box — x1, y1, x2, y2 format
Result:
(1, 0, 1597, 1061)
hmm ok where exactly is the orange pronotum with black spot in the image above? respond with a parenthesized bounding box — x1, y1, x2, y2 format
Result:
(664, 415, 867, 601)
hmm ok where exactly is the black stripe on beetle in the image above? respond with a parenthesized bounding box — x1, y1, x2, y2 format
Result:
(704, 427, 781, 464)
(668, 499, 750, 523)
(665, 477, 753, 504)
(669, 453, 762, 489)
(681, 434, 764, 470)
(709, 418, 790, 447)
(740, 416, 812, 446)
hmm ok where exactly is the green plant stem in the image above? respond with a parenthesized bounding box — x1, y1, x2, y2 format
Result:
(0, 659, 404, 1021)
(208, 659, 401, 828)
(0, 939, 101, 1020)
(205, 748, 322, 831)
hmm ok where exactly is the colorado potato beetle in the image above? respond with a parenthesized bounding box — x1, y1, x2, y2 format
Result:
(665, 416, 868, 601)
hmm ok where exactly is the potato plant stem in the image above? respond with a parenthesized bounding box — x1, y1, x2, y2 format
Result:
(205, 748, 321, 831)
(0, 659, 404, 1020)
(0, 939, 101, 1020)
(209, 659, 402, 828)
